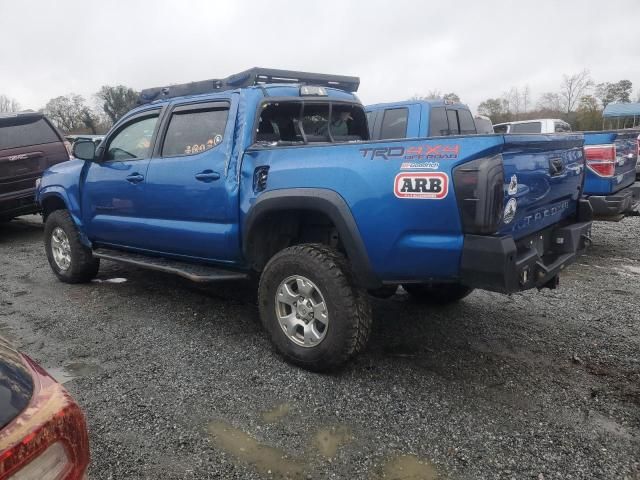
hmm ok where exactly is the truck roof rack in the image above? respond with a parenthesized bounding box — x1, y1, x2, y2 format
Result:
(137, 67, 360, 105)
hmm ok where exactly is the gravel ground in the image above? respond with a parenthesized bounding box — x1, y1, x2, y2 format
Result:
(1, 215, 639, 480)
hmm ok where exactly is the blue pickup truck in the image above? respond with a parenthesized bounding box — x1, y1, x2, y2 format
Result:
(37, 69, 592, 371)
(582, 132, 640, 220)
(483, 118, 640, 221)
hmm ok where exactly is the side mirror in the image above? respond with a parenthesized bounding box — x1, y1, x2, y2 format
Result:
(72, 140, 97, 161)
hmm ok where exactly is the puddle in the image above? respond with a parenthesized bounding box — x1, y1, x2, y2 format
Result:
(208, 420, 304, 479)
(47, 362, 103, 384)
(92, 277, 128, 284)
(311, 426, 353, 458)
(261, 403, 291, 424)
(376, 454, 439, 480)
(618, 265, 640, 276)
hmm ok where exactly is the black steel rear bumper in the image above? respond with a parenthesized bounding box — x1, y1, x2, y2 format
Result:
(0, 188, 39, 219)
(460, 213, 592, 294)
(587, 181, 640, 220)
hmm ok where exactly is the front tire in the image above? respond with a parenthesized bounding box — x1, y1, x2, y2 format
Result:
(44, 210, 99, 283)
(258, 244, 372, 371)
(402, 283, 473, 304)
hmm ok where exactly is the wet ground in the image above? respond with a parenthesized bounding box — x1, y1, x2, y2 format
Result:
(0, 215, 639, 479)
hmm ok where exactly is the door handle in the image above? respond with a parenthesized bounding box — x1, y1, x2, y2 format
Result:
(195, 170, 221, 182)
(549, 158, 565, 176)
(126, 173, 144, 183)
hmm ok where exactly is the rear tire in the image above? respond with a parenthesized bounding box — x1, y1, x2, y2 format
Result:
(44, 210, 99, 283)
(402, 283, 473, 304)
(258, 244, 372, 371)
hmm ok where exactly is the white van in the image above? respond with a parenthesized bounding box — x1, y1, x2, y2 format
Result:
(493, 118, 572, 134)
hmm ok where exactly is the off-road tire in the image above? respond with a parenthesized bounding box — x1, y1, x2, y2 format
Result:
(44, 210, 99, 283)
(402, 283, 474, 304)
(258, 244, 372, 371)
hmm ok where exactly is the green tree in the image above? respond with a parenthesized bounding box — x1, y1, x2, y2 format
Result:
(443, 92, 461, 103)
(43, 94, 89, 133)
(477, 98, 509, 123)
(96, 85, 139, 124)
(576, 95, 602, 131)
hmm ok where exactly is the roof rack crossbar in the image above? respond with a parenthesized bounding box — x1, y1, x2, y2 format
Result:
(137, 67, 360, 105)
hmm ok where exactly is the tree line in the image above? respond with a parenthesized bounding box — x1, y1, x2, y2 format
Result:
(413, 70, 639, 131)
(0, 86, 139, 134)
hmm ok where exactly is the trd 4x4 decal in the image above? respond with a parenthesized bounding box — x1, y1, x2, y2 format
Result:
(360, 144, 460, 160)
(394, 172, 449, 199)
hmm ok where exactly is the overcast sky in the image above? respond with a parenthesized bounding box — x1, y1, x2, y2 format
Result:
(1, 0, 639, 112)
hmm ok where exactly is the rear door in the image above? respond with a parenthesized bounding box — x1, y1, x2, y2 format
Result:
(0, 114, 67, 200)
(498, 134, 585, 240)
(141, 98, 239, 261)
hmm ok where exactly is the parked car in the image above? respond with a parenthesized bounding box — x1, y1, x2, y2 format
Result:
(0, 112, 68, 222)
(0, 337, 89, 479)
(37, 68, 592, 371)
(493, 118, 572, 134)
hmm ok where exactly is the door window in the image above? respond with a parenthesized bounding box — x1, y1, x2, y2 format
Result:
(458, 109, 477, 134)
(380, 108, 408, 140)
(106, 115, 159, 161)
(162, 107, 229, 157)
(429, 107, 449, 136)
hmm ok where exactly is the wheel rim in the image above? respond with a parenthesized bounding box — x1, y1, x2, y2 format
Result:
(275, 275, 329, 348)
(51, 227, 72, 271)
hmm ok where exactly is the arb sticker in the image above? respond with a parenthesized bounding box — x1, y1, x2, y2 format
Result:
(394, 172, 449, 199)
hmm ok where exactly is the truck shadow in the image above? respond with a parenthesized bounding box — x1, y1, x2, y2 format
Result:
(0, 216, 43, 244)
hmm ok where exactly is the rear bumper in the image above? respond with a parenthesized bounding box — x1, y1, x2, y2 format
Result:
(587, 181, 640, 220)
(0, 187, 39, 218)
(0, 188, 40, 217)
(460, 219, 592, 294)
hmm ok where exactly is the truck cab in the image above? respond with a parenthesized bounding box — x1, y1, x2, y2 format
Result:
(366, 99, 477, 140)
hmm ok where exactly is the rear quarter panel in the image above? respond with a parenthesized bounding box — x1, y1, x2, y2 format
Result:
(241, 136, 506, 282)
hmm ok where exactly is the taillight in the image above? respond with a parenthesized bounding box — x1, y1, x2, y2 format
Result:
(584, 144, 616, 177)
(8, 443, 71, 480)
(453, 154, 504, 234)
(0, 357, 89, 480)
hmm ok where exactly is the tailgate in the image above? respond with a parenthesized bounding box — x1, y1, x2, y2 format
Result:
(498, 134, 585, 240)
(0, 143, 67, 197)
(612, 131, 639, 191)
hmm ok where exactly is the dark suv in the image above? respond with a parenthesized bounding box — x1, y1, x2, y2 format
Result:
(0, 112, 68, 222)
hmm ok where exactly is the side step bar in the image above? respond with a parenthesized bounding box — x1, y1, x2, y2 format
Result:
(93, 248, 249, 283)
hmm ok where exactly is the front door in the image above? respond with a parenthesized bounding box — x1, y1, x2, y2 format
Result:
(141, 99, 238, 262)
(81, 110, 161, 248)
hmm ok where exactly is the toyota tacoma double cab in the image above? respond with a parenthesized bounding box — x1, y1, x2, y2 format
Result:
(37, 68, 592, 371)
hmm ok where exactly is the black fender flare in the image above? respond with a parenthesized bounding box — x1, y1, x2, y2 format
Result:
(243, 188, 381, 289)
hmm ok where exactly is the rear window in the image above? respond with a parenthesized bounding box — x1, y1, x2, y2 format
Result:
(511, 122, 542, 134)
(0, 117, 59, 151)
(255, 102, 368, 144)
(458, 109, 476, 134)
(162, 107, 229, 157)
(380, 108, 408, 140)
(494, 124, 509, 134)
(429, 107, 449, 136)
